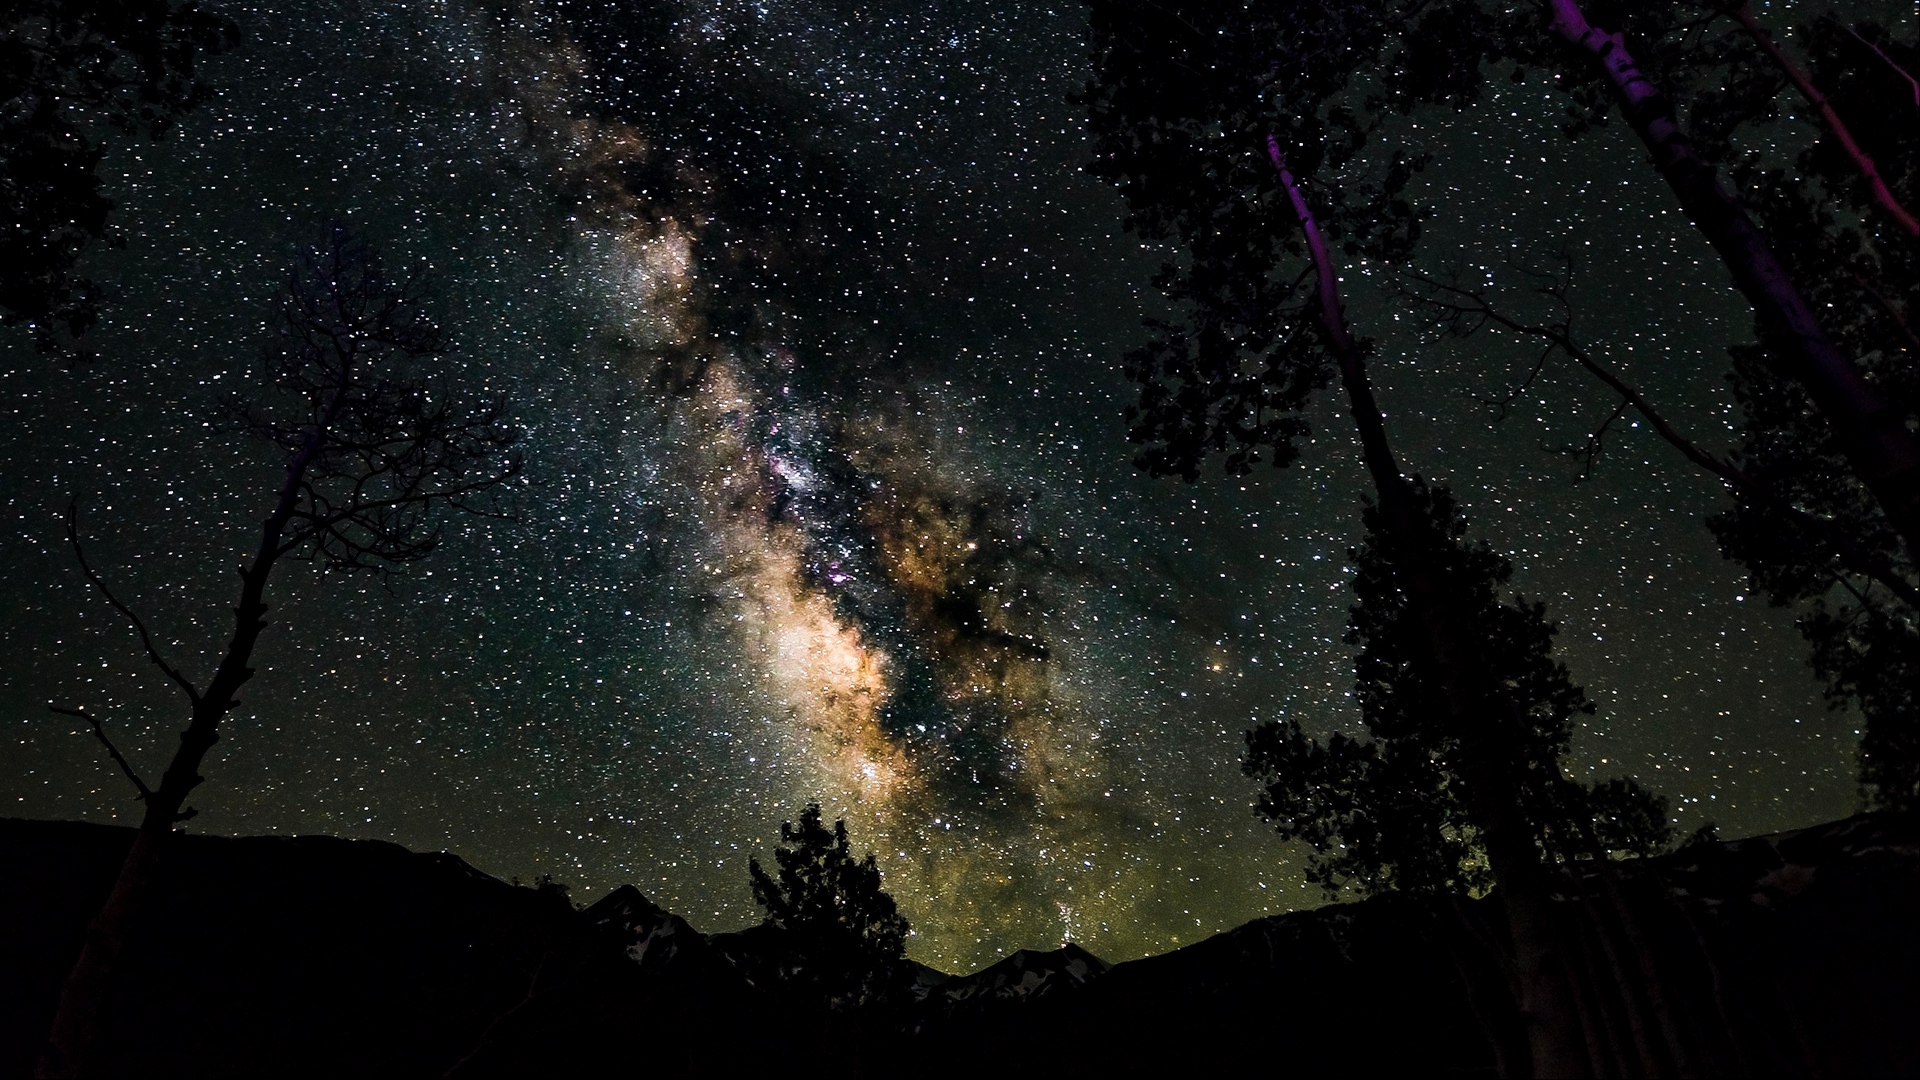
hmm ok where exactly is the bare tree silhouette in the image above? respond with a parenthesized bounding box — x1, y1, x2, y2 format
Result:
(37, 225, 520, 1079)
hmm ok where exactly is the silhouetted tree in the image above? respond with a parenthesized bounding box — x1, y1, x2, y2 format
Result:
(1527, 0, 1920, 577)
(1245, 483, 1671, 898)
(1084, 3, 1672, 1073)
(1457, 2, 1920, 809)
(1698, 22, 1920, 811)
(39, 226, 520, 1079)
(749, 804, 909, 1009)
(1719, 3, 1916, 238)
(1089, 0, 1920, 821)
(1420, 6, 1920, 809)
(1, 0, 238, 355)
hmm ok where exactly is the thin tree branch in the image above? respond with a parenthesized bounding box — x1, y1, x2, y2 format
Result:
(1827, 16, 1920, 109)
(1403, 271, 1920, 611)
(1550, 397, 1631, 480)
(1723, 2, 1918, 237)
(1834, 570, 1876, 610)
(1849, 271, 1920, 354)
(1414, 272, 1743, 481)
(1482, 339, 1557, 420)
(49, 705, 152, 801)
(65, 500, 201, 704)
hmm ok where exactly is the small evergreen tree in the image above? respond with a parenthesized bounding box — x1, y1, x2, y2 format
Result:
(749, 805, 909, 1007)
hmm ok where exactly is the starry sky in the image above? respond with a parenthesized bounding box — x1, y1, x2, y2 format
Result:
(2, 0, 1908, 973)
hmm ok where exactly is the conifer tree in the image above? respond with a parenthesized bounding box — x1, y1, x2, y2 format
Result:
(749, 805, 909, 1008)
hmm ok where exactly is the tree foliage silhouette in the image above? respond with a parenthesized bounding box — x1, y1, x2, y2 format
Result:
(1246, 484, 1671, 899)
(1087, 0, 1920, 820)
(1423, 4, 1920, 810)
(1084, 2, 1675, 1072)
(749, 804, 909, 1007)
(1692, 20, 1920, 810)
(1482, 0, 1920, 568)
(1, 0, 238, 356)
(38, 225, 520, 1080)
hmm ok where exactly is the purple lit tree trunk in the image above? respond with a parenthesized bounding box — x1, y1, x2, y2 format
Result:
(1269, 137, 1589, 1080)
(1546, 0, 1920, 563)
(1724, 2, 1918, 239)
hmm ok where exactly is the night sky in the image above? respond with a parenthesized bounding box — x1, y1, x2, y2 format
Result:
(2, 0, 1907, 974)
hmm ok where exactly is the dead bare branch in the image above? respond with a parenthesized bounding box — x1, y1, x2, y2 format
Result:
(1828, 16, 1920, 109)
(42, 226, 521, 1076)
(48, 705, 151, 802)
(1402, 267, 1920, 610)
(64, 500, 200, 704)
(1547, 397, 1631, 481)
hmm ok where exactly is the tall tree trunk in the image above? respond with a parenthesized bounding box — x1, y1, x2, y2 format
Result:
(1572, 873, 1665, 1077)
(1585, 855, 1696, 1077)
(1678, 905, 1758, 1075)
(36, 428, 322, 1079)
(1270, 137, 1589, 1079)
(1562, 906, 1628, 1078)
(1546, 0, 1920, 564)
(1442, 897, 1524, 1080)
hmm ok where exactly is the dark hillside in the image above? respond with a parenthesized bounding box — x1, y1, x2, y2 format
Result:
(943, 813, 1920, 1077)
(0, 819, 786, 1078)
(3, 814, 1917, 1077)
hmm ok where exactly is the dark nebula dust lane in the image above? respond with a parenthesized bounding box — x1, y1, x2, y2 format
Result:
(0, 0, 1899, 972)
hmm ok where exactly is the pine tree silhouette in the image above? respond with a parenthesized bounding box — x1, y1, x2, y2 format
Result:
(749, 805, 909, 1008)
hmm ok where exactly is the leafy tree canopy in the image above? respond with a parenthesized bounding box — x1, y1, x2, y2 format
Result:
(1245, 483, 1673, 897)
(1, 0, 238, 355)
(1700, 22, 1920, 810)
(1089, 0, 1920, 810)
(1082, 0, 1433, 480)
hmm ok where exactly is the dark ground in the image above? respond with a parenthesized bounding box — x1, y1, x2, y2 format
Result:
(2, 813, 1916, 1078)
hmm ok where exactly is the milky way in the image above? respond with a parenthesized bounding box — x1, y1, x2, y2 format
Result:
(2, 0, 1904, 971)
